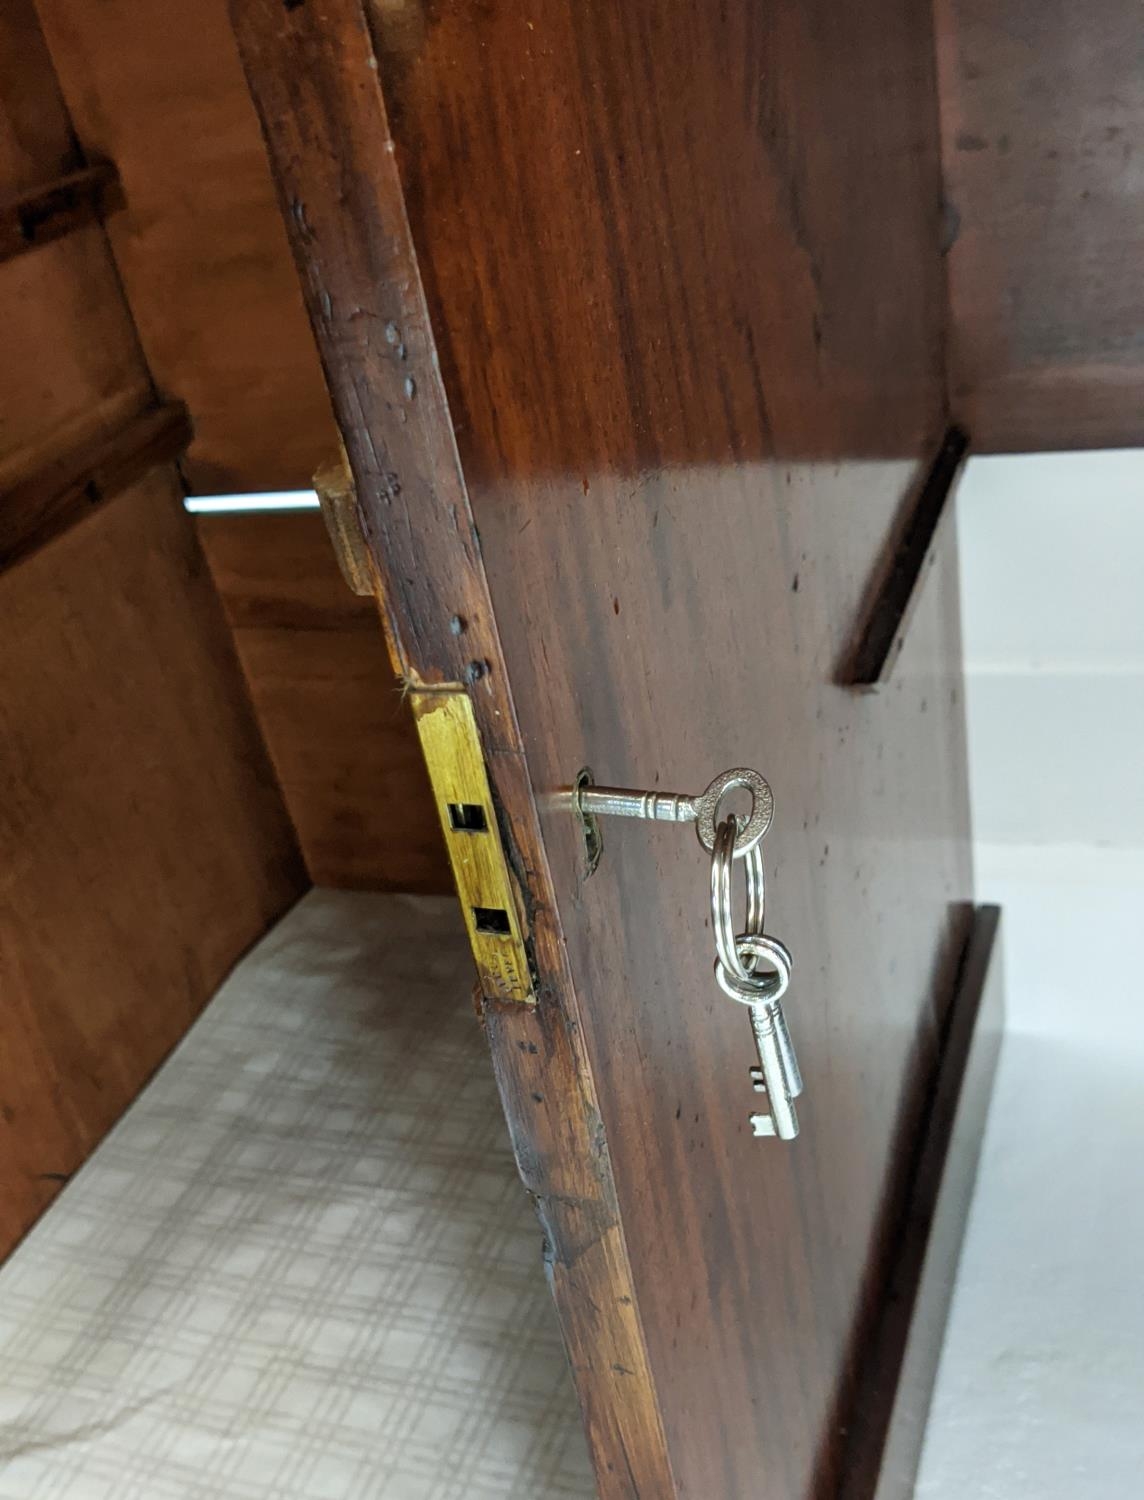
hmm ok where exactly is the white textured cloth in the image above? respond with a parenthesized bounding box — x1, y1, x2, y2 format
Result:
(0, 891, 594, 1499)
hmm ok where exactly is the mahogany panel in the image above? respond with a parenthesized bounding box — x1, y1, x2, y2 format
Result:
(374, 0, 946, 467)
(937, 0, 1144, 451)
(197, 511, 450, 892)
(0, 470, 305, 1261)
(35, 0, 339, 492)
(233, 2, 973, 1496)
(374, 4, 970, 1496)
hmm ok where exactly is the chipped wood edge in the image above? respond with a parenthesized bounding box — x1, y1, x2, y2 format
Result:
(230, 3, 679, 1494)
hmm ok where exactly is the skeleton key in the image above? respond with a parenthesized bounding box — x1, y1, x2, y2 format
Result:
(566, 770, 806, 1141)
(573, 767, 774, 857)
(718, 930, 801, 1141)
(760, 999, 804, 1102)
(748, 1001, 801, 1140)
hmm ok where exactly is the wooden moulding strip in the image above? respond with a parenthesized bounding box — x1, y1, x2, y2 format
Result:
(840, 426, 970, 688)
(0, 162, 122, 265)
(0, 401, 193, 571)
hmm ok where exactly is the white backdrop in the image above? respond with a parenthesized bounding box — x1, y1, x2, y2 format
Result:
(917, 452, 1144, 1498)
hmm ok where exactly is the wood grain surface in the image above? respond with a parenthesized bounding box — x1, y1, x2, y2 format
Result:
(0, 0, 306, 1263)
(1, 400, 191, 569)
(35, 0, 339, 493)
(232, 6, 678, 1489)
(0, 0, 152, 495)
(0, 160, 119, 264)
(197, 511, 450, 893)
(233, 2, 974, 1495)
(0, 0, 77, 192)
(0, 471, 305, 1261)
(936, 0, 1144, 451)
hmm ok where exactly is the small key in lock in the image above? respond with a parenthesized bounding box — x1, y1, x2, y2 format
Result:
(572, 766, 774, 857)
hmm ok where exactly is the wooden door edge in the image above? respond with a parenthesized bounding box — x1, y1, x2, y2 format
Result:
(837, 904, 1005, 1500)
(229, 3, 679, 1494)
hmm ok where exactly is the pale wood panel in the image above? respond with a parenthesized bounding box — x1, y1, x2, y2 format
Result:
(35, 0, 339, 493)
(196, 512, 450, 893)
(0, 234, 151, 487)
(0, 0, 75, 190)
(0, 472, 305, 1259)
(0, 0, 151, 493)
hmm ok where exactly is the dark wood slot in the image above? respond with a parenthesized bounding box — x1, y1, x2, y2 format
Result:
(472, 906, 512, 936)
(448, 802, 488, 833)
(839, 904, 1004, 1500)
(0, 161, 121, 264)
(840, 427, 970, 689)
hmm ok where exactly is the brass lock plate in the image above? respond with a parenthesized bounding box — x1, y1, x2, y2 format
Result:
(410, 688, 534, 1005)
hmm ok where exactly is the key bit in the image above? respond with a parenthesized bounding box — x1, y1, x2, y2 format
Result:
(748, 1001, 800, 1141)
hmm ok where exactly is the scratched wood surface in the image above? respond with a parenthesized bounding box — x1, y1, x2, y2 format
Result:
(936, 0, 1144, 451)
(233, 2, 974, 1495)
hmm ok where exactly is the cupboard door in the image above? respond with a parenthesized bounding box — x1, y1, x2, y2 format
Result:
(233, 2, 979, 1495)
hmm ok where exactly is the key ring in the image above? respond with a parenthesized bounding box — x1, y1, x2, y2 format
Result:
(710, 814, 765, 981)
(710, 814, 793, 1004)
(715, 933, 793, 1007)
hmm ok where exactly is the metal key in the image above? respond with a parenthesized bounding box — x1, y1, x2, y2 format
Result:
(568, 769, 806, 1141)
(573, 766, 774, 857)
(718, 930, 802, 1141)
(748, 999, 802, 1141)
